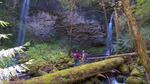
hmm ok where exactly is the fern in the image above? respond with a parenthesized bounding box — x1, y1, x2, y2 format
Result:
(0, 43, 32, 81)
(0, 34, 12, 39)
(0, 60, 33, 81)
(0, 46, 25, 59)
(113, 23, 150, 53)
(0, 20, 9, 27)
(0, 20, 10, 40)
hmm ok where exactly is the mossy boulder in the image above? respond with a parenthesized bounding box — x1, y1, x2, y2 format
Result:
(27, 61, 49, 76)
(126, 76, 146, 84)
(130, 68, 144, 77)
(129, 64, 135, 71)
(119, 64, 130, 75)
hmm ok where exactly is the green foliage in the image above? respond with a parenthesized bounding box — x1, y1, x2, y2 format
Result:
(113, 23, 150, 53)
(0, 57, 15, 68)
(133, 0, 150, 18)
(0, 60, 32, 80)
(140, 24, 150, 41)
(0, 45, 32, 81)
(113, 33, 134, 53)
(0, 20, 10, 40)
(85, 47, 105, 54)
(0, 34, 12, 39)
(0, 20, 9, 27)
(0, 46, 25, 68)
(26, 42, 69, 64)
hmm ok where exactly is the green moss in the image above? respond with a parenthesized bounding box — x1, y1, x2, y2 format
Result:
(24, 57, 124, 84)
(130, 68, 144, 77)
(119, 64, 130, 75)
(126, 76, 146, 84)
(129, 64, 136, 71)
(27, 61, 49, 75)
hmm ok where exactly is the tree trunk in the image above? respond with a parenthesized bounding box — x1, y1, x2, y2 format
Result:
(114, 8, 121, 41)
(100, 0, 110, 52)
(9, 57, 124, 84)
(120, 0, 150, 76)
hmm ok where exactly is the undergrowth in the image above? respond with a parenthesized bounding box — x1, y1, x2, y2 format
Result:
(113, 23, 150, 53)
(26, 42, 69, 65)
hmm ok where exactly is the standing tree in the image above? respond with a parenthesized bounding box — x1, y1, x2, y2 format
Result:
(114, 7, 121, 41)
(120, 0, 150, 76)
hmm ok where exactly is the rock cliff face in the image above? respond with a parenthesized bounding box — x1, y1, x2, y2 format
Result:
(27, 12, 57, 41)
(55, 12, 105, 47)
(26, 0, 108, 46)
(26, 10, 105, 46)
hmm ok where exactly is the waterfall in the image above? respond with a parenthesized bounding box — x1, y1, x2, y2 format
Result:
(108, 13, 114, 53)
(105, 13, 114, 56)
(16, 0, 30, 46)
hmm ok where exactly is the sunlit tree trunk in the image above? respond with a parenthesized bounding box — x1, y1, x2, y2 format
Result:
(114, 7, 121, 41)
(120, 0, 150, 76)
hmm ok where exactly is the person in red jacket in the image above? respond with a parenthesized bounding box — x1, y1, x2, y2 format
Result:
(73, 50, 81, 66)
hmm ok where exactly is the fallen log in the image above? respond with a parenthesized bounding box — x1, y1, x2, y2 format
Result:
(87, 51, 150, 60)
(7, 57, 124, 84)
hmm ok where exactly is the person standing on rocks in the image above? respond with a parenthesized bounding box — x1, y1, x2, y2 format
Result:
(73, 50, 82, 66)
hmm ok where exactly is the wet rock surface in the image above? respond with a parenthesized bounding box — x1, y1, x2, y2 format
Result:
(27, 11, 105, 46)
(27, 11, 57, 41)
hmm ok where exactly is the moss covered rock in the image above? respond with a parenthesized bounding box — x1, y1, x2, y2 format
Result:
(119, 64, 130, 75)
(129, 64, 135, 71)
(130, 68, 143, 77)
(27, 61, 49, 75)
(126, 76, 146, 84)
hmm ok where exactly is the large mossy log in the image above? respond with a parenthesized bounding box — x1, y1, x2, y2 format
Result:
(10, 57, 124, 84)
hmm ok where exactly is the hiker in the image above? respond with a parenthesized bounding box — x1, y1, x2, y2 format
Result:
(73, 50, 82, 66)
(81, 50, 86, 64)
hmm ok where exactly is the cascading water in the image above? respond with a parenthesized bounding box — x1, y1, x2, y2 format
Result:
(16, 0, 30, 46)
(108, 13, 114, 54)
(104, 13, 114, 56)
